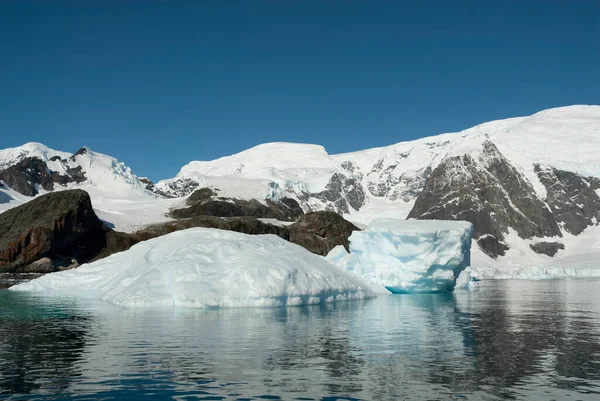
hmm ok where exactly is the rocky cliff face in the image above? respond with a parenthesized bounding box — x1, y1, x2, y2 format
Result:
(0, 190, 136, 273)
(534, 165, 600, 235)
(0, 157, 86, 197)
(407, 141, 600, 257)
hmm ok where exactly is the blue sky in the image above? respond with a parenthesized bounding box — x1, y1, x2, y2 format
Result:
(1, 1, 598, 181)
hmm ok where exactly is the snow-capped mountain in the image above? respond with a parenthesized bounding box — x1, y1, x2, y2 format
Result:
(0, 143, 181, 232)
(152, 105, 600, 264)
(156, 105, 600, 214)
(1, 105, 599, 265)
(0, 142, 152, 195)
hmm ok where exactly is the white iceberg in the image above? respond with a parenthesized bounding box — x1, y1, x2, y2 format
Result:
(454, 267, 479, 291)
(329, 218, 473, 293)
(10, 228, 376, 308)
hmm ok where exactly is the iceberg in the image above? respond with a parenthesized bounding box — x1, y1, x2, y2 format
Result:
(329, 218, 473, 293)
(10, 228, 376, 308)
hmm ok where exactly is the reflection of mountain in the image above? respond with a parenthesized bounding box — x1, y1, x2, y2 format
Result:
(0, 292, 91, 395)
(451, 281, 600, 397)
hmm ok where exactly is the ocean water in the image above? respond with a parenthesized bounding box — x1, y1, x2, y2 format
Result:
(0, 279, 599, 400)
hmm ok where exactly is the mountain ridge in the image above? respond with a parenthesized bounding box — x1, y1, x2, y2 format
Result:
(1, 105, 599, 264)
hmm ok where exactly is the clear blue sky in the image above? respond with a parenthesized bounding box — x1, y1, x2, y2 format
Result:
(1, 0, 598, 181)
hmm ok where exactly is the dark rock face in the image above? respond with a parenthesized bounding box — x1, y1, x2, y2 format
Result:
(287, 211, 359, 256)
(477, 235, 509, 259)
(138, 177, 155, 192)
(0, 157, 88, 197)
(408, 141, 561, 257)
(535, 165, 600, 235)
(306, 173, 366, 214)
(0, 190, 136, 273)
(136, 211, 358, 257)
(133, 216, 289, 243)
(186, 187, 218, 206)
(170, 188, 304, 222)
(0, 158, 56, 196)
(529, 242, 565, 257)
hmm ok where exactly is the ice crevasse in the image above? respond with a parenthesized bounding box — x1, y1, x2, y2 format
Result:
(11, 228, 376, 308)
(327, 218, 474, 293)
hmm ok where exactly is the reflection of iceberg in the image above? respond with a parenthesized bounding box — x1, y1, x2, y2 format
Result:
(328, 219, 473, 293)
(11, 228, 376, 308)
(61, 293, 474, 399)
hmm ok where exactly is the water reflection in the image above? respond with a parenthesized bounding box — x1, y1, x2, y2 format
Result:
(0, 292, 91, 395)
(0, 279, 599, 400)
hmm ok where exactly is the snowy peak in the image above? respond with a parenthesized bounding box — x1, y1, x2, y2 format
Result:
(0, 143, 151, 198)
(154, 105, 600, 220)
(156, 142, 340, 200)
(0, 142, 70, 170)
(178, 142, 334, 178)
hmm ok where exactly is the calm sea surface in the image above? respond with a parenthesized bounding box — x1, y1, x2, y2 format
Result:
(0, 279, 599, 400)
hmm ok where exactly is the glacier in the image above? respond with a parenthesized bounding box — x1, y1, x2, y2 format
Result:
(327, 219, 473, 293)
(10, 228, 376, 308)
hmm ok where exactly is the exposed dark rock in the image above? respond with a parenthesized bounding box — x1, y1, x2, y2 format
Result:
(266, 197, 304, 221)
(477, 235, 509, 259)
(185, 187, 219, 206)
(301, 173, 366, 214)
(64, 165, 87, 183)
(287, 211, 359, 256)
(535, 165, 600, 235)
(138, 177, 156, 192)
(170, 188, 304, 222)
(408, 141, 562, 257)
(529, 241, 565, 257)
(70, 147, 88, 161)
(133, 216, 288, 242)
(0, 190, 137, 273)
(0, 157, 56, 196)
(0, 156, 88, 197)
(135, 211, 358, 257)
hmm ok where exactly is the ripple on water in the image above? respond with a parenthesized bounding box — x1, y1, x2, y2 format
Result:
(0, 279, 599, 400)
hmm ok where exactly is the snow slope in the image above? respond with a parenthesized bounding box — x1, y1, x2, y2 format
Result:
(11, 228, 377, 308)
(156, 105, 600, 217)
(0, 142, 173, 231)
(2, 105, 599, 277)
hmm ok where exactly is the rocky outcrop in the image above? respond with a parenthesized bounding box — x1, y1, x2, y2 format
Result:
(477, 235, 509, 258)
(0, 157, 87, 196)
(408, 141, 562, 257)
(136, 211, 358, 257)
(529, 242, 565, 257)
(303, 173, 366, 214)
(287, 211, 359, 256)
(138, 177, 155, 192)
(169, 188, 304, 222)
(535, 165, 600, 235)
(0, 190, 136, 273)
(0, 158, 56, 196)
(133, 216, 289, 242)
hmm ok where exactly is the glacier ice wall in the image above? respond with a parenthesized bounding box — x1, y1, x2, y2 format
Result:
(337, 218, 473, 293)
